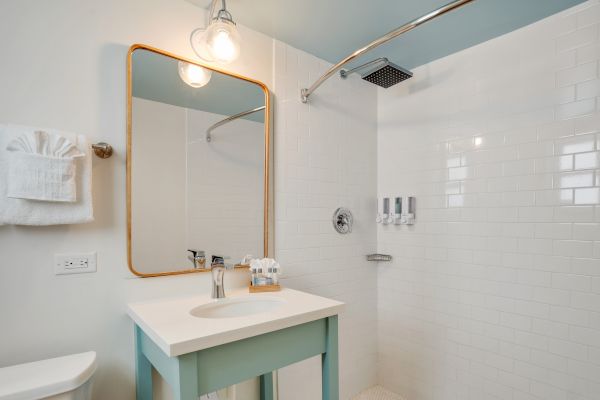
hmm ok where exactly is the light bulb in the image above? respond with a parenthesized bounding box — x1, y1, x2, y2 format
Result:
(205, 19, 240, 63)
(177, 61, 212, 88)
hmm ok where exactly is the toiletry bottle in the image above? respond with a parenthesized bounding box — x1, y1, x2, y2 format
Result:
(250, 262, 258, 286)
(257, 268, 265, 285)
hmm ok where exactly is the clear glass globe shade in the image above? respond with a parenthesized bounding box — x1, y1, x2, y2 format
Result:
(177, 61, 212, 88)
(190, 28, 213, 62)
(205, 19, 241, 63)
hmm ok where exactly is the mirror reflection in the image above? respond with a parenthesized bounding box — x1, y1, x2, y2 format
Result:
(129, 47, 268, 276)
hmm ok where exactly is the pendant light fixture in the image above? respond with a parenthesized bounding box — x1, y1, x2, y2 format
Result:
(190, 0, 241, 64)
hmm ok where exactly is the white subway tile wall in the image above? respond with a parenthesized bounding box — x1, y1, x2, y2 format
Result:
(272, 41, 379, 399)
(378, 2, 600, 400)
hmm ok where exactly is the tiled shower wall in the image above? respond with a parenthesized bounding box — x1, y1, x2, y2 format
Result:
(272, 40, 379, 399)
(377, 2, 600, 400)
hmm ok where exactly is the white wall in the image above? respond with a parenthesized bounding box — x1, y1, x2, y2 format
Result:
(0, 1, 272, 399)
(0, 2, 379, 400)
(131, 98, 264, 273)
(187, 107, 264, 263)
(377, 2, 600, 400)
(131, 97, 188, 272)
(272, 40, 379, 399)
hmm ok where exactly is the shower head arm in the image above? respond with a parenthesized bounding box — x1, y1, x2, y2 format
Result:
(300, 0, 476, 103)
(206, 105, 266, 142)
(340, 58, 388, 79)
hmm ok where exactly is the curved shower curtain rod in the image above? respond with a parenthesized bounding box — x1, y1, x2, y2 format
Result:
(300, 0, 477, 103)
(206, 105, 266, 142)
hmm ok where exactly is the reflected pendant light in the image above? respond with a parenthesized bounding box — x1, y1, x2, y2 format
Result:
(190, 0, 241, 64)
(178, 61, 212, 88)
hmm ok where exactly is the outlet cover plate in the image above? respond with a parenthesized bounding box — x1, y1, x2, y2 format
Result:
(54, 252, 97, 275)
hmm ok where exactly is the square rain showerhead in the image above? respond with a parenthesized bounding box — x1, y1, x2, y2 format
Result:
(362, 61, 413, 88)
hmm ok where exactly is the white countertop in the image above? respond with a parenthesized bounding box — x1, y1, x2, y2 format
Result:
(127, 288, 345, 356)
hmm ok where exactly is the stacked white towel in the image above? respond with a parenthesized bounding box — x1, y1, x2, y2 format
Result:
(0, 124, 94, 225)
(6, 130, 84, 202)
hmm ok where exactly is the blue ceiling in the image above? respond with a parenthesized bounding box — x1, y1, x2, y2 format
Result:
(227, 0, 585, 70)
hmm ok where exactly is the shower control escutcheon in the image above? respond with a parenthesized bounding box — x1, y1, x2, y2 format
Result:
(333, 207, 353, 234)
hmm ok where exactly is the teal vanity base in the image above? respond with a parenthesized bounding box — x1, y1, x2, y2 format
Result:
(135, 316, 339, 400)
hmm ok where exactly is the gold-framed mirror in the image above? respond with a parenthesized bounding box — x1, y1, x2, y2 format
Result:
(126, 44, 271, 277)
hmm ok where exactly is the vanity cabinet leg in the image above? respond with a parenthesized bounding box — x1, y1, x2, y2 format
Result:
(322, 316, 339, 400)
(135, 327, 153, 400)
(175, 354, 199, 400)
(260, 372, 274, 400)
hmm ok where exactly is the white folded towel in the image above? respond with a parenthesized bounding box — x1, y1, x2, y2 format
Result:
(0, 124, 94, 225)
(6, 130, 84, 202)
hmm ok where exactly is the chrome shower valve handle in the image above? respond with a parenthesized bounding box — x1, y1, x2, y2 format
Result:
(333, 207, 353, 234)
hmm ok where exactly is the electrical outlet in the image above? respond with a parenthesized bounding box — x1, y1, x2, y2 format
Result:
(54, 252, 97, 275)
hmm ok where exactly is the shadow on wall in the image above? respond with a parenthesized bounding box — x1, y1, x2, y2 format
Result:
(96, 42, 129, 230)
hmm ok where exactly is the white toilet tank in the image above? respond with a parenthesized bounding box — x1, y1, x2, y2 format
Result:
(0, 351, 96, 400)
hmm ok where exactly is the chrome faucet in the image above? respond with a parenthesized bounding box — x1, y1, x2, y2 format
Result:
(210, 255, 232, 299)
(187, 249, 207, 269)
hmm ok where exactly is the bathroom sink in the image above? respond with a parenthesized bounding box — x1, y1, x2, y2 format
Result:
(190, 296, 285, 319)
(127, 288, 344, 356)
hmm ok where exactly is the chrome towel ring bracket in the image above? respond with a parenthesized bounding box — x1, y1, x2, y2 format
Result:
(91, 142, 113, 159)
